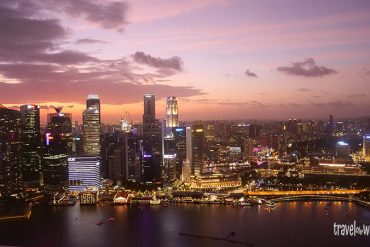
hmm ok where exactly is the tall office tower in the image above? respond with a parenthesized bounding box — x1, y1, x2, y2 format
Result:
(47, 111, 72, 125)
(143, 94, 155, 124)
(327, 114, 334, 137)
(142, 119, 162, 183)
(173, 127, 186, 179)
(166, 96, 179, 128)
(191, 125, 204, 176)
(68, 156, 100, 192)
(335, 141, 350, 158)
(163, 133, 176, 184)
(43, 108, 72, 192)
(0, 105, 23, 197)
(126, 134, 142, 182)
(287, 119, 299, 135)
(363, 135, 370, 161)
(248, 124, 261, 138)
(107, 135, 127, 184)
(83, 95, 101, 156)
(86, 94, 101, 112)
(20, 104, 42, 187)
(142, 94, 162, 183)
(186, 127, 192, 164)
(47, 107, 73, 155)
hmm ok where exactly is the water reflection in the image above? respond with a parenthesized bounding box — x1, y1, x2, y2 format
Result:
(0, 202, 368, 247)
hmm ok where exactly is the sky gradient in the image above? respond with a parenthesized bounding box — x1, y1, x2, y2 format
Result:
(1, 0, 370, 123)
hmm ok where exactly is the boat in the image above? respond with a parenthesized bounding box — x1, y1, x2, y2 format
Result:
(266, 202, 276, 208)
(238, 201, 252, 207)
(96, 221, 103, 225)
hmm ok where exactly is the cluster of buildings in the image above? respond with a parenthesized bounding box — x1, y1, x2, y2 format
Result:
(1, 96, 370, 199)
(0, 94, 229, 199)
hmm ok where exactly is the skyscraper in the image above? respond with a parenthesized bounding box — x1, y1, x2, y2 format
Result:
(20, 104, 42, 187)
(192, 125, 204, 176)
(327, 114, 334, 137)
(166, 96, 179, 128)
(173, 127, 186, 179)
(142, 93, 162, 183)
(47, 107, 73, 155)
(335, 141, 350, 158)
(163, 132, 176, 183)
(143, 94, 155, 124)
(83, 95, 101, 156)
(0, 105, 23, 197)
(42, 107, 72, 192)
(363, 135, 370, 161)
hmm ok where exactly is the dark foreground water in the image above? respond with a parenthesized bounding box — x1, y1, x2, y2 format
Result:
(0, 201, 369, 247)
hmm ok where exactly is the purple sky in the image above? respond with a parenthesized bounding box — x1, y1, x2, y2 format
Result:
(0, 0, 369, 123)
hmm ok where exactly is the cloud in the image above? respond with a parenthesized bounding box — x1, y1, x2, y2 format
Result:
(347, 94, 366, 98)
(39, 105, 57, 110)
(75, 39, 108, 44)
(0, 78, 204, 105)
(0, 1, 203, 105)
(36, 0, 129, 31)
(277, 58, 337, 77)
(310, 100, 354, 108)
(0, 2, 67, 63)
(245, 69, 257, 78)
(132, 51, 183, 72)
(296, 88, 310, 92)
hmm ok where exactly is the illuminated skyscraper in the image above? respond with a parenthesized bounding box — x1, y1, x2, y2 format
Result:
(47, 107, 73, 155)
(335, 141, 350, 158)
(0, 105, 23, 196)
(166, 96, 179, 128)
(83, 95, 101, 156)
(43, 108, 72, 193)
(172, 127, 186, 179)
(20, 104, 42, 187)
(363, 135, 370, 161)
(192, 125, 204, 176)
(163, 132, 176, 183)
(120, 109, 131, 133)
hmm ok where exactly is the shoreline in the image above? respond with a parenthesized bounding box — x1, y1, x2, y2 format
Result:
(0, 203, 32, 222)
(1, 198, 369, 222)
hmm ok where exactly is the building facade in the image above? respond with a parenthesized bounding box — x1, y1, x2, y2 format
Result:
(20, 104, 42, 187)
(68, 156, 100, 192)
(192, 125, 204, 176)
(83, 95, 101, 156)
(0, 105, 23, 197)
(166, 96, 179, 128)
(142, 94, 162, 183)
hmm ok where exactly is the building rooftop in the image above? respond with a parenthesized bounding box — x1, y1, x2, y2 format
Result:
(87, 94, 99, 99)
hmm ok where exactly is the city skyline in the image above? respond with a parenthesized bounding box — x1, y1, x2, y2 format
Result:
(0, 0, 370, 122)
